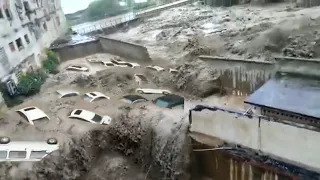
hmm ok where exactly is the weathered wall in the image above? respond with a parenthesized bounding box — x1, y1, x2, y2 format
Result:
(296, 0, 320, 7)
(100, 36, 152, 62)
(199, 56, 274, 96)
(191, 139, 294, 180)
(190, 108, 320, 172)
(51, 40, 103, 62)
(275, 56, 320, 77)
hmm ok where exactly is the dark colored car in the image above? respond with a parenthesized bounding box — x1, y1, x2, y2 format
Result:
(122, 95, 148, 104)
(152, 94, 184, 109)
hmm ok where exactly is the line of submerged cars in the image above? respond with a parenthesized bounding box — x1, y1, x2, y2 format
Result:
(66, 57, 179, 74)
(0, 88, 184, 162)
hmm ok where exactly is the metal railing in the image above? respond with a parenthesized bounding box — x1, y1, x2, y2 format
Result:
(73, 13, 137, 35)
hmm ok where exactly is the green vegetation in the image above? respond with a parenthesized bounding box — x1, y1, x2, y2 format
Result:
(1, 50, 59, 107)
(42, 50, 59, 74)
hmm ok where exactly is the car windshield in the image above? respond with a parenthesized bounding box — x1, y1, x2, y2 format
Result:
(91, 114, 102, 123)
(155, 99, 170, 108)
(83, 94, 92, 101)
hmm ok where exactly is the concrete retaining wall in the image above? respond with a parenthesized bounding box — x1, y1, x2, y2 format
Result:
(190, 109, 320, 172)
(199, 56, 274, 96)
(275, 56, 320, 77)
(100, 36, 151, 62)
(51, 39, 103, 62)
(191, 137, 295, 180)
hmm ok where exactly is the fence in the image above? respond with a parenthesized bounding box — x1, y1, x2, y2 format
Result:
(73, 12, 137, 35)
(73, 0, 190, 35)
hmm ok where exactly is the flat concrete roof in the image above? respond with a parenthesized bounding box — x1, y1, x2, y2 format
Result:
(245, 74, 320, 119)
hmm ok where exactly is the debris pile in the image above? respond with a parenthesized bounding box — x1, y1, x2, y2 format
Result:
(282, 32, 320, 58)
(0, 105, 190, 180)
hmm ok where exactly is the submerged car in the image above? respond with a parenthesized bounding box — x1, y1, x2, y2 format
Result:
(152, 94, 184, 109)
(66, 65, 89, 72)
(121, 95, 148, 104)
(0, 137, 59, 162)
(86, 58, 101, 63)
(110, 60, 140, 68)
(146, 65, 165, 72)
(56, 90, 80, 98)
(16, 107, 50, 125)
(169, 68, 178, 74)
(136, 88, 171, 95)
(134, 74, 148, 85)
(83, 91, 110, 103)
(69, 109, 112, 125)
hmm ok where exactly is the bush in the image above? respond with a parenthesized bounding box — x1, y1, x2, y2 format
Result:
(42, 50, 59, 74)
(17, 70, 47, 97)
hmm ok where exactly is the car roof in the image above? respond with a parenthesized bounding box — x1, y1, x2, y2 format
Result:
(72, 109, 96, 119)
(17, 107, 49, 122)
(123, 95, 147, 101)
(85, 91, 106, 98)
(0, 141, 59, 151)
(155, 94, 184, 103)
(56, 90, 79, 96)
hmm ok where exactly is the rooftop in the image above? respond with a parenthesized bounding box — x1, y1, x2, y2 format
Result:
(245, 74, 320, 119)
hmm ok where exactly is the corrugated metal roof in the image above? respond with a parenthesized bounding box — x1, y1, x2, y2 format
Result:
(245, 74, 320, 119)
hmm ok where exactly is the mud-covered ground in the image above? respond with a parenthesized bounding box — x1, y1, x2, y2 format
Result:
(0, 52, 247, 180)
(110, 3, 320, 62)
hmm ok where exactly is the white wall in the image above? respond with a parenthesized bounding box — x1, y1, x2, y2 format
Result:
(0, 0, 67, 80)
(190, 109, 320, 172)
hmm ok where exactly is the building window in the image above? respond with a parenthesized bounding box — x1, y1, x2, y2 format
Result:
(0, 9, 4, 18)
(43, 22, 48, 31)
(9, 42, 15, 52)
(5, 9, 11, 19)
(24, 34, 30, 44)
(15, 38, 24, 51)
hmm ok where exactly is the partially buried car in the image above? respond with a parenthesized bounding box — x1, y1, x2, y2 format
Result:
(69, 109, 112, 125)
(16, 106, 50, 125)
(66, 65, 89, 72)
(0, 137, 59, 162)
(152, 94, 184, 109)
(146, 65, 165, 72)
(121, 95, 148, 104)
(136, 88, 171, 95)
(83, 91, 110, 103)
(56, 89, 80, 98)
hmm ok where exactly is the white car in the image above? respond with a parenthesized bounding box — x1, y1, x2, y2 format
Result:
(136, 88, 172, 95)
(86, 58, 101, 63)
(66, 65, 89, 72)
(111, 60, 141, 68)
(83, 91, 110, 103)
(56, 90, 80, 98)
(0, 137, 59, 162)
(16, 107, 50, 125)
(146, 65, 165, 72)
(69, 109, 112, 125)
(169, 68, 178, 74)
(134, 74, 148, 85)
(100, 61, 127, 68)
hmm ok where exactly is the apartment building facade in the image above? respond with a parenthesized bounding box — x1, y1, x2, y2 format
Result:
(0, 0, 67, 83)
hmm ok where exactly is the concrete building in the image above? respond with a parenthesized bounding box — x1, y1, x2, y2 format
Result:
(0, 0, 67, 83)
(190, 58, 320, 179)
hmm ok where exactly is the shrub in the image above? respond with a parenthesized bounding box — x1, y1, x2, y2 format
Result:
(17, 70, 47, 97)
(42, 50, 59, 74)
